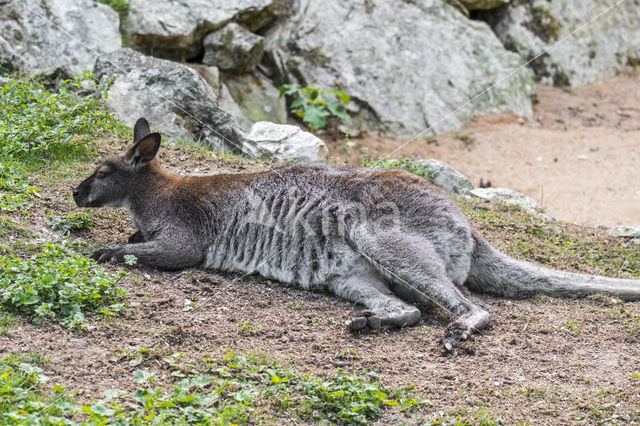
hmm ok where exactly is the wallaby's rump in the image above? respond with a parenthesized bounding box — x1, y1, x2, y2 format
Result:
(74, 118, 640, 351)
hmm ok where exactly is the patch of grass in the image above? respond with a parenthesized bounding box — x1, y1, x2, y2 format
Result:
(0, 351, 426, 424)
(238, 321, 263, 336)
(0, 311, 18, 336)
(458, 197, 640, 279)
(0, 353, 78, 424)
(94, 0, 130, 14)
(0, 163, 40, 213)
(45, 211, 93, 235)
(565, 319, 581, 335)
(0, 241, 128, 329)
(362, 157, 434, 182)
(0, 72, 121, 160)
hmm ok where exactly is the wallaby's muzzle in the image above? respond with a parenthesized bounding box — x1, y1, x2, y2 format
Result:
(72, 172, 97, 207)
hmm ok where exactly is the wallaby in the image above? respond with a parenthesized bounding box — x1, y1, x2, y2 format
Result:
(74, 118, 640, 351)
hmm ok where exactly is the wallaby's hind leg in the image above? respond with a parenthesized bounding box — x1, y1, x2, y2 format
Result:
(327, 264, 421, 331)
(351, 228, 491, 351)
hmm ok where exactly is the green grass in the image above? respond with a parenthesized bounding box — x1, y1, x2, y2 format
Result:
(0, 73, 122, 160)
(46, 211, 94, 235)
(0, 163, 40, 213)
(0, 350, 426, 425)
(361, 157, 434, 182)
(0, 241, 128, 330)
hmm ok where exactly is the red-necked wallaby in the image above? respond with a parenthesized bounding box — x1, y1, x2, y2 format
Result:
(74, 118, 640, 351)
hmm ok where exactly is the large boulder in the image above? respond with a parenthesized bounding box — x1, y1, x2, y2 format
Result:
(121, 0, 280, 61)
(203, 23, 265, 73)
(223, 73, 287, 124)
(483, 0, 640, 87)
(410, 159, 474, 195)
(243, 122, 328, 162)
(94, 48, 245, 153)
(263, 0, 535, 137)
(0, 0, 120, 75)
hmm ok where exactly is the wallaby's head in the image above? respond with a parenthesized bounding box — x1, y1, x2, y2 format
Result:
(73, 118, 162, 208)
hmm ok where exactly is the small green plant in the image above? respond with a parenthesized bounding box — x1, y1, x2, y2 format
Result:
(0, 72, 117, 158)
(0, 311, 17, 336)
(0, 241, 127, 329)
(238, 321, 263, 336)
(362, 157, 434, 182)
(0, 163, 40, 213)
(45, 211, 93, 234)
(279, 83, 351, 131)
(0, 353, 80, 424)
(94, 0, 131, 14)
(565, 319, 581, 335)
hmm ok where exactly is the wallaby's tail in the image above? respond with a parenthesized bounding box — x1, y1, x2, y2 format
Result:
(466, 233, 640, 301)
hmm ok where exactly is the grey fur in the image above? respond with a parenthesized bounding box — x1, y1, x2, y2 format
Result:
(74, 121, 640, 351)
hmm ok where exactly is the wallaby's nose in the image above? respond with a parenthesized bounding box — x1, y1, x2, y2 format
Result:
(72, 187, 80, 198)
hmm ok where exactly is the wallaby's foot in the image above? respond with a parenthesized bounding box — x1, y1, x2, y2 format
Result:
(440, 309, 491, 352)
(441, 322, 472, 352)
(345, 311, 383, 331)
(91, 248, 123, 263)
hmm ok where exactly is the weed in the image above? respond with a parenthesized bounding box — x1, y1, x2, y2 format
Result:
(338, 349, 361, 360)
(565, 319, 581, 335)
(45, 211, 93, 234)
(0, 241, 127, 329)
(0, 163, 40, 213)
(0, 311, 17, 336)
(238, 321, 263, 336)
(362, 157, 434, 182)
(279, 83, 351, 131)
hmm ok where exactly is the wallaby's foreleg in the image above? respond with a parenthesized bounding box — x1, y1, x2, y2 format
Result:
(328, 272, 421, 330)
(92, 240, 203, 269)
(127, 230, 146, 244)
(351, 228, 490, 351)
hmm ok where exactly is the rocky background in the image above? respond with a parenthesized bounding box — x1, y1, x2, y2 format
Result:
(1, 0, 639, 161)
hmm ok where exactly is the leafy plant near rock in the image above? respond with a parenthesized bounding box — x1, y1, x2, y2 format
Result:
(93, 0, 131, 15)
(361, 156, 435, 182)
(279, 84, 351, 131)
(0, 72, 118, 158)
(0, 242, 127, 329)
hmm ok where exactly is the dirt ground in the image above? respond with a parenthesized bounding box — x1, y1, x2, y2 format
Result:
(2, 75, 640, 424)
(329, 72, 640, 227)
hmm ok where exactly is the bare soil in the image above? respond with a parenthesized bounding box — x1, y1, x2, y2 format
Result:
(2, 76, 640, 424)
(329, 72, 640, 227)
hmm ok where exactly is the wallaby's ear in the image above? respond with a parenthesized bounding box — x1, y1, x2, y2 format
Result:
(133, 118, 151, 143)
(125, 132, 162, 169)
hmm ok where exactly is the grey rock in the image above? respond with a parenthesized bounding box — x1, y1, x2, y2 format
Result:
(121, 0, 279, 61)
(264, 0, 534, 137)
(203, 23, 265, 73)
(469, 187, 555, 222)
(608, 226, 640, 238)
(411, 159, 474, 195)
(224, 72, 287, 124)
(243, 122, 328, 162)
(189, 64, 254, 131)
(460, 0, 509, 11)
(0, 0, 120, 75)
(94, 48, 245, 153)
(485, 0, 640, 87)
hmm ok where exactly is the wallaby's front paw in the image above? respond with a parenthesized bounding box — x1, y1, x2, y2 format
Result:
(91, 248, 123, 264)
(345, 311, 382, 331)
(440, 321, 472, 352)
